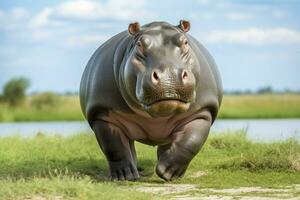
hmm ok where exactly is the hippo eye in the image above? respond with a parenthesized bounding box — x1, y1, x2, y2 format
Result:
(181, 39, 189, 54)
(136, 41, 144, 55)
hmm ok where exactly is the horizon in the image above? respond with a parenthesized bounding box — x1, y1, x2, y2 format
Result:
(0, 0, 299, 93)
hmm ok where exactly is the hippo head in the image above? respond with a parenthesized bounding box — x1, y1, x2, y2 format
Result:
(123, 20, 199, 118)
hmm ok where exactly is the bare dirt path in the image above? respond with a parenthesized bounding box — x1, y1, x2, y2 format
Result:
(134, 184, 300, 200)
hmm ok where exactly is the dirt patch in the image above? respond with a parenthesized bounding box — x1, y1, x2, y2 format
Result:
(24, 196, 64, 200)
(172, 195, 233, 200)
(201, 187, 290, 194)
(191, 171, 207, 178)
(135, 183, 197, 195)
(173, 196, 299, 200)
(134, 184, 300, 200)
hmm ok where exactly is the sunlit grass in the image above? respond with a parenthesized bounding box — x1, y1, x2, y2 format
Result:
(0, 96, 84, 122)
(0, 132, 299, 199)
(219, 94, 300, 118)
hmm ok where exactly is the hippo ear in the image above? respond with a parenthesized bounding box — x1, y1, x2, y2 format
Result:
(178, 20, 191, 32)
(128, 22, 140, 36)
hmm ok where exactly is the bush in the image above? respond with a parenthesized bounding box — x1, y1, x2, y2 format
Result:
(31, 92, 60, 110)
(257, 86, 273, 94)
(3, 77, 30, 106)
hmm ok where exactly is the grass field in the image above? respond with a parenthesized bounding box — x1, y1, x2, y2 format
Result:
(0, 94, 300, 122)
(219, 94, 300, 119)
(0, 132, 299, 199)
(0, 96, 84, 122)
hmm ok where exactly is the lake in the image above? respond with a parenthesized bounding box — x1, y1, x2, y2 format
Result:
(0, 119, 299, 141)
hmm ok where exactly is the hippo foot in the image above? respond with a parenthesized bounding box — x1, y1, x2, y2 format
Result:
(155, 148, 189, 181)
(108, 159, 140, 181)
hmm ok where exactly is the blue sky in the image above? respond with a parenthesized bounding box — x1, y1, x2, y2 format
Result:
(0, 0, 299, 93)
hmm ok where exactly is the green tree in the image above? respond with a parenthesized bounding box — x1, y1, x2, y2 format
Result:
(3, 77, 30, 106)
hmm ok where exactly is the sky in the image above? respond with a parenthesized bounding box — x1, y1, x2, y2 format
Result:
(0, 0, 299, 93)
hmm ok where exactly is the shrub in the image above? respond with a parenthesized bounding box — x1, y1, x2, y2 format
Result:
(31, 92, 60, 110)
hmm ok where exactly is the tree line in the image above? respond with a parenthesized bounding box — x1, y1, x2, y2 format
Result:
(0, 77, 59, 109)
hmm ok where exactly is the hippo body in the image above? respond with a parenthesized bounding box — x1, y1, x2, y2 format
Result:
(80, 21, 222, 181)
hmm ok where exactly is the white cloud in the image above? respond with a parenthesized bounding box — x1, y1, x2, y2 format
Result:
(29, 8, 66, 28)
(226, 13, 251, 21)
(56, 0, 104, 19)
(1, 1, 138, 45)
(29, 8, 53, 28)
(207, 28, 300, 45)
(29, 0, 153, 28)
(26, 0, 146, 43)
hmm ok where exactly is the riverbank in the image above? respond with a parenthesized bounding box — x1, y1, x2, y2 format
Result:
(0, 94, 300, 122)
(0, 132, 299, 199)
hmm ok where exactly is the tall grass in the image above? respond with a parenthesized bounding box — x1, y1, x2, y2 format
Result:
(203, 132, 300, 171)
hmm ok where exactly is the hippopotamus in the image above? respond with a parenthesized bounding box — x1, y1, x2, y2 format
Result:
(80, 20, 222, 181)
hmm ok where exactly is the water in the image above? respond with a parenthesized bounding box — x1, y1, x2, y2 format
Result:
(0, 121, 92, 137)
(212, 119, 300, 141)
(0, 119, 299, 141)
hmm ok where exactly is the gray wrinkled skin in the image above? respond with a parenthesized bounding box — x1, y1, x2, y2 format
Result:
(80, 21, 222, 181)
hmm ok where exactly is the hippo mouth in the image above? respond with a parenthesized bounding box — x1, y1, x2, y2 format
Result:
(146, 98, 188, 107)
(141, 97, 191, 117)
(137, 88, 195, 117)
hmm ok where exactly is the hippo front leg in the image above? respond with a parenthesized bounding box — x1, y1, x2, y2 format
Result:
(92, 120, 139, 181)
(156, 111, 212, 181)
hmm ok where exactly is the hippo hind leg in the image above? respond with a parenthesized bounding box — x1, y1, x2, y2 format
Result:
(92, 120, 139, 181)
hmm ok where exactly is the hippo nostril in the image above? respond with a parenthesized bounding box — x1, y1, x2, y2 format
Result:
(182, 70, 188, 80)
(153, 71, 159, 80)
(152, 71, 159, 85)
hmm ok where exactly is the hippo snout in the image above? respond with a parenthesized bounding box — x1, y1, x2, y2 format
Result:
(151, 68, 192, 86)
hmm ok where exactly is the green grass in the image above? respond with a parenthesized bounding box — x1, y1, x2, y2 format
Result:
(0, 132, 299, 199)
(0, 96, 84, 122)
(1, 94, 300, 122)
(219, 94, 300, 119)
